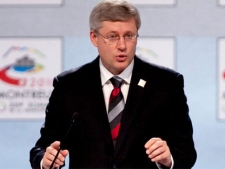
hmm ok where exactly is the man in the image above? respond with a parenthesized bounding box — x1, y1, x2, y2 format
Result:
(30, 0, 197, 168)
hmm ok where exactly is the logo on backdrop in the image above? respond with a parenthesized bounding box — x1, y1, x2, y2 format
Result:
(0, 38, 62, 119)
(218, 38, 225, 120)
(221, 70, 225, 117)
(0, 46, 44, 86)
(136, 46, 158, 58)
(136, 37, 175, 70)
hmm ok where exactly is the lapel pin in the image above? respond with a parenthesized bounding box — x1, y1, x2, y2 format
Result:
(138, 79, 146, 88)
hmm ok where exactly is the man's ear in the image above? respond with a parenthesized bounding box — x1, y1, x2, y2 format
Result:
(90, 31, 98, 47)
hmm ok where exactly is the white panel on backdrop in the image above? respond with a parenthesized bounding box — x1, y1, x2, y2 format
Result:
(219, 0, 225, 5)
(128, 0, 175, 5)
(136, 37, 175, 69)
(0, 38, 62, 119)
(0, 0, 62, 5)
(218, 38, 225, 120)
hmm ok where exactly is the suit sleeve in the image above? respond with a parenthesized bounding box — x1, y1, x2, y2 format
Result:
(168, 74, 197, 168)
(29, 76, 69, 169)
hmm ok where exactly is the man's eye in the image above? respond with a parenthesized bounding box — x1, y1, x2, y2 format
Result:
(124, 34, 133, 39)
(108, 35, 118, 39)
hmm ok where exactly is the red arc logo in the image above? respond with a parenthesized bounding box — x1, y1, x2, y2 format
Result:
(0, 65, 26, 86)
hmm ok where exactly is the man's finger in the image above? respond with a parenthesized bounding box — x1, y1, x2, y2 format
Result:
(144, 137, 161, 150)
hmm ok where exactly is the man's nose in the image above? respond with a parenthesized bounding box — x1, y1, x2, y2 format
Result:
(116, 37, 126, 50)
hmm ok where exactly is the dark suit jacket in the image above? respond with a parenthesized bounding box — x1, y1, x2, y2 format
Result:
(30, 56, 197, 169)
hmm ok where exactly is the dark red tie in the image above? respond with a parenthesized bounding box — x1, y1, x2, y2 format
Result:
(108, 76, 124, 146)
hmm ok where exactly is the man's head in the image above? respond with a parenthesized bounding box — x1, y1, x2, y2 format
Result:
(89, 0, 141, 75)
(89, 0, 141, 31)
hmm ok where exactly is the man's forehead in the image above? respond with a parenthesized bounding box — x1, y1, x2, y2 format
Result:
(99, 19, 137, 31)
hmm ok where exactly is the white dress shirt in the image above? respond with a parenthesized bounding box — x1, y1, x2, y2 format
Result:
(100, 59, 133, 111)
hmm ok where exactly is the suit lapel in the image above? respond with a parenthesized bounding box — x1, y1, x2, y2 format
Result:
(114, 57, 147, 155)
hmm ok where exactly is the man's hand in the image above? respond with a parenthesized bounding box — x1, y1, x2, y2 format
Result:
(144, 138, 172, 168)
(42, 141, 69, 169)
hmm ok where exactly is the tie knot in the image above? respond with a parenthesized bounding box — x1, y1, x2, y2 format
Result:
(110, 76, 123, 88)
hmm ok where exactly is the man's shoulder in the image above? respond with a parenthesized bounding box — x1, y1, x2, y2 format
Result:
(135, 57, 184, 88)
(135, 56, 180, 77)
(56, 57, 99, 81)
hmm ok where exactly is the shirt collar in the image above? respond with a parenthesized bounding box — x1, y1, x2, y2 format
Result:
(100, 58, 134, 86)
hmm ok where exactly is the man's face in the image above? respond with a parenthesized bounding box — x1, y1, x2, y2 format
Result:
(90, 18, 138, 75)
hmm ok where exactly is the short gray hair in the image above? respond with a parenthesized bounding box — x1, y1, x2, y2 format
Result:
(89, 0, 141, 31)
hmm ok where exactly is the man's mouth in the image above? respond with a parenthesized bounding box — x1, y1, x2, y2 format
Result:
(116, 55, 126, 61)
